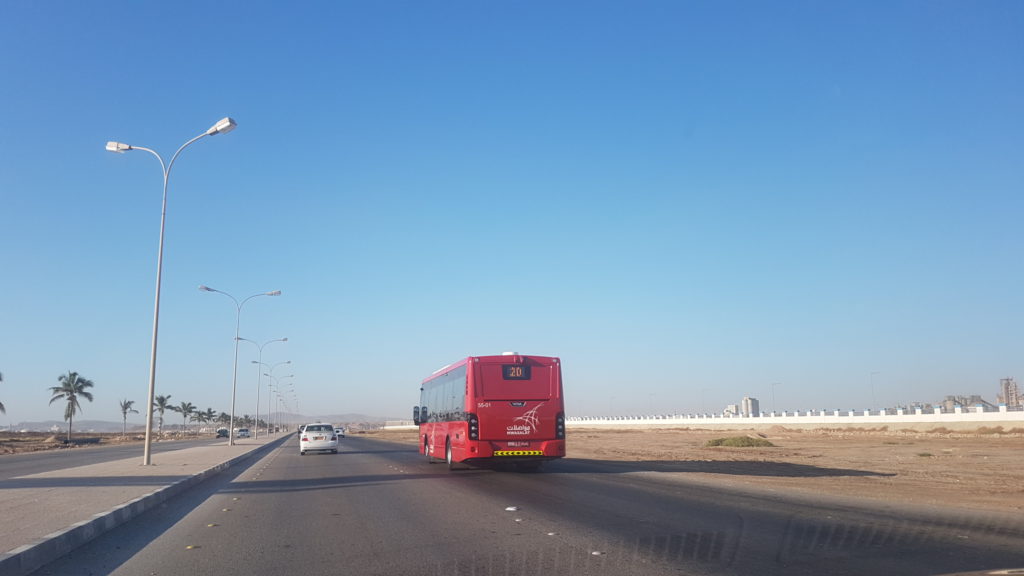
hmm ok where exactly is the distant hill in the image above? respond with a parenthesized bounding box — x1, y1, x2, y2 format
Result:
(307, 413, 389, 423)
(8, 413, 400, 433)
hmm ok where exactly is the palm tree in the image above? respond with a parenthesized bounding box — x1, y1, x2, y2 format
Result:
(171, 401, 195, 436)
(193, 408, 207, 429)
(153, 395, 172, 436)
(198, 407, 217, 430)
(119, 399, 138, 437)
(217, 412, 230, 426)
(0, 371, 5, 414)
(203, 407, 217, 421)
(48, 371, 95, 443)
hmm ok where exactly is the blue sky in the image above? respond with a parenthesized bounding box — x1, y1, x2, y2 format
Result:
(1, 1, 1022, 425)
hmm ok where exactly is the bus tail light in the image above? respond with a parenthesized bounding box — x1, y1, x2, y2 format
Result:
(556, 412, 565, 439)
(468, 413, 479, 440)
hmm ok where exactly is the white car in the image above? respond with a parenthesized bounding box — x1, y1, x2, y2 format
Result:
(235, 428, 251, 438)
(299, 423, 338, 455)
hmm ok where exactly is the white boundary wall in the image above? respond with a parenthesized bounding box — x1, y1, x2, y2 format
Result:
(384, 406, 1024, 431)
(568, 406, 1024, 431)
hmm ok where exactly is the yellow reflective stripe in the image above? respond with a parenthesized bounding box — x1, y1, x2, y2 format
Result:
(493, 450, 544, 456)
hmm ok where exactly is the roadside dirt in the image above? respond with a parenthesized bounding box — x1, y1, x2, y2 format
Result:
(373, 426, 1024, 514)
(0, 432, 174, 454)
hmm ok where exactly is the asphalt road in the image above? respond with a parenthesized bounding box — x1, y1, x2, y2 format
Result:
(0, 438, 221, 480)
(29, 435, 1024, 576)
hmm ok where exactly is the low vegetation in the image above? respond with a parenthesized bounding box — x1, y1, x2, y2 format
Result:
(705, 436, 775, 448)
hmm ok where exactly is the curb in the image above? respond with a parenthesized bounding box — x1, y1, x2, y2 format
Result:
(0, 436, 288, 576)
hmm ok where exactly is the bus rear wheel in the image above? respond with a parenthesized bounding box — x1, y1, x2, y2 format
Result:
(445, 438, 455, 470)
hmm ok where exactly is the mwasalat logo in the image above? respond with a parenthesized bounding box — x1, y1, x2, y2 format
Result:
(507, 403, 543, 435)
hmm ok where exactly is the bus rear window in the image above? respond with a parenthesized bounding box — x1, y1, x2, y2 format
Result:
(480, 363, 551, 399)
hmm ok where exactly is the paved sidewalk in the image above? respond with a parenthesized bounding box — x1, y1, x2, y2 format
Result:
(0, 435, 288, 576)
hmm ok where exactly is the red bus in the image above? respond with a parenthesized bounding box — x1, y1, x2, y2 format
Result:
(413, 353, 566, 470)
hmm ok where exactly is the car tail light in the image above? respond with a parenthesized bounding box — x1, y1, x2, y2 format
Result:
(468, 413, 479, 440)
(555, 412, 565, 439)
(331, 435, 337, 441)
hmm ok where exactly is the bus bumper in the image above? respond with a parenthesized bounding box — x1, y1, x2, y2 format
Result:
(475, 439, 566, 459)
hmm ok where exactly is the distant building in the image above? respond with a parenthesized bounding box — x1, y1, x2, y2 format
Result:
(998, 378, 1021, 408)
(942, 394, 996, 412)
(725, 404, 739, 416)
(741, 396, 760, 417)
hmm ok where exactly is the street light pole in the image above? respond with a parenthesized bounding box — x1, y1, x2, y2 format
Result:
(870, 371, 881, 414)
(254, 360, 291, 435)
(270, 367, 293, 435)
(770, 382, 781, 415)
(199, 286, 281, 446)
(267, 375, 294, 434)
(239, 338, 287, 439)
(106, 117, 237, 466)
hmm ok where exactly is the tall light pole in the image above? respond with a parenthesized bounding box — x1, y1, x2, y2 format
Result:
(106, 117, 237, 466)
(199, 286, 281, 445)
(273, 371, 293, 435)
(255, 361, 291, 435)
(267, 375, 294, 433)
(770, 382, 781, 415)
(870, 371, 880, 414)
(276, 386, 296, 432)
(239, 338, 287, 439)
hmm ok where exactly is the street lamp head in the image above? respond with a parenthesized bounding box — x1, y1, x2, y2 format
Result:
(105, 141, 131, 153)
(207, 117, 237, 136)
(266, 290, 282, 296)
(198, 285, 214, 292)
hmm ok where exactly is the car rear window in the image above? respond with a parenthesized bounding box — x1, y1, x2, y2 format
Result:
(305, 425, 331, 432)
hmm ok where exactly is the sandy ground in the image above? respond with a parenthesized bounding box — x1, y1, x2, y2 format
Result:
(372, 427, 1024, 514)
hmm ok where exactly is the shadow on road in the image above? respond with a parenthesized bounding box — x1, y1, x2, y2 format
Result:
(25, 459, 256, 576)
(549, 457, 895, 478)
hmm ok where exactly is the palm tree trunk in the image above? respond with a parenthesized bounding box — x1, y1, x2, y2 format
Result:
(67, 413, 73, 444)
